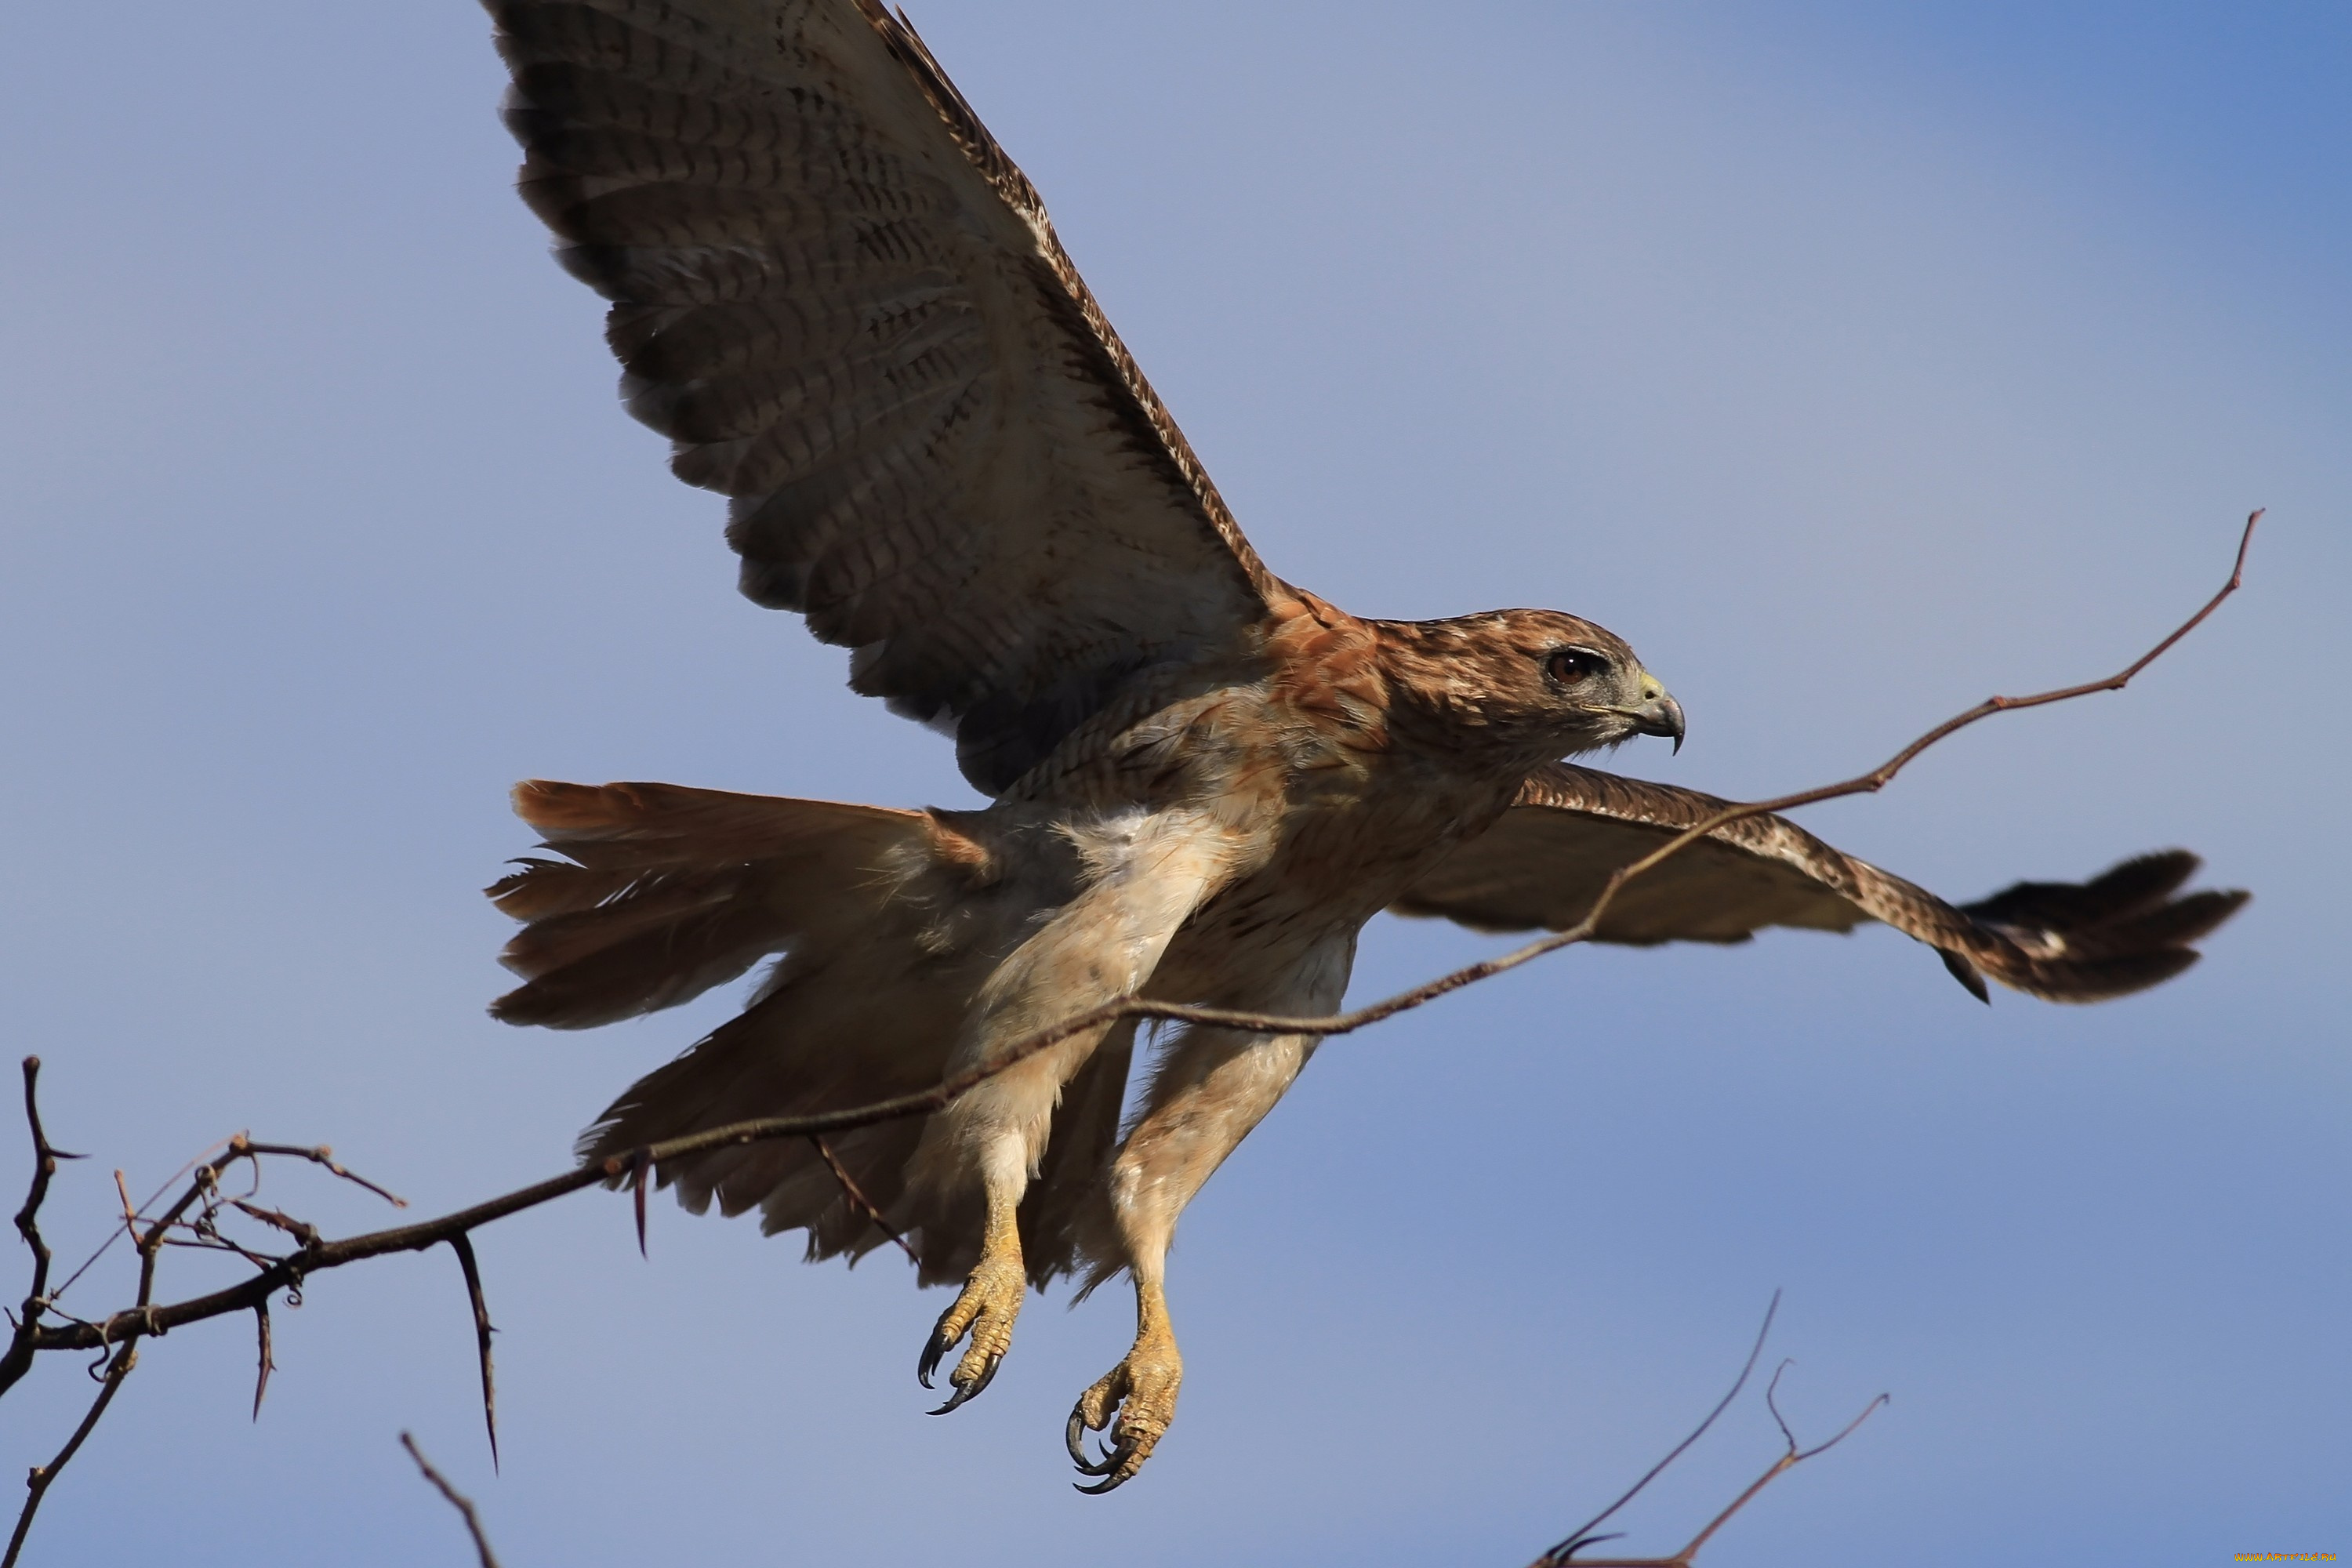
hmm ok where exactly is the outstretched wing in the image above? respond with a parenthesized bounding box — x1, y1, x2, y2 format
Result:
(1392, 763, 2247, 1003)
(488, 0, 1279, 793)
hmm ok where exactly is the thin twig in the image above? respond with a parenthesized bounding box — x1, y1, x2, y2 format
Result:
(1529, 1303, 1889, 1568)
(811, 1135, 918, 1262)
(2, 1059, 80, 1396)
(1534, 1294, 1779, 1565)
(230, 1199, 321, 1249)
(3, 1102, 220, 1568)
(238, 1142, 407, 1208)
(399, 1432, 503, 1568)
(1628, 1386, 1889, 1568)
(2, 1342, 135, 1568)
(158, 1229, 287, 1273)
(46, 1142, 238, 1308)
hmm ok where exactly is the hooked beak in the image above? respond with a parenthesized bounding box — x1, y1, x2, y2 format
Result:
(1628, 692, 1686, 753)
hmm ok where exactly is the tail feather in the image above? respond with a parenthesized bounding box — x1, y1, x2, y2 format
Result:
(1951, 851, 2250, 1003)
(492, 778, 1087, 1286)
(1961, 848, 2194, 935)
(487, 779, 932, 1029)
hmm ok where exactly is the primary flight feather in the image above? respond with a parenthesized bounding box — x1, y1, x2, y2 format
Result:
(480, 0, 2245, 1490)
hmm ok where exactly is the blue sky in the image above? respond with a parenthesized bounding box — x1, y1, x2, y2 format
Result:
(2, 4, 2344, 1563)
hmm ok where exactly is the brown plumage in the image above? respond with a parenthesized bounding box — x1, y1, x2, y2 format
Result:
(1394, 764, 2248, 1003)
(479, 0, 2246, 1490)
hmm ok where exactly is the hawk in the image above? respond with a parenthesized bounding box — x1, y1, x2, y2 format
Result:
(477, 0, 2245, 1490)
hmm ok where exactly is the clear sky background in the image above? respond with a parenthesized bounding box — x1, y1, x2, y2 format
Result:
(2, 4, 2345, 1564)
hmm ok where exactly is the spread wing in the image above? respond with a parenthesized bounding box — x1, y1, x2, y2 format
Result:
(488, 0, 1279, 793)
(1392, 763, 2248, 1003)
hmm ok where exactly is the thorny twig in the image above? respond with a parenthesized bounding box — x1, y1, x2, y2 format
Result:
(2, 1127, 405, 1559)
(0, 1124, 245, 1568)
(401, 1433, 503, 1568)
(5, 1135, 276, 1562)
(811, 1135, 919, 1262)
(1527, 1298, 1886, 1568)
(0, 515, 2257, 1558)
(0, 1060, 79, 1396)
(43, 1130, 401, 1312)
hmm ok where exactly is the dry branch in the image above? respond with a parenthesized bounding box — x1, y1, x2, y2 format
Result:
(1526, 1294, 1886, 1567)
(0, 1060, 75, 1396)
(3, 1341, 135, 1568)
(401, 1433, 503, 1568)
(0, 513, 2258, 1559)
(4, 1125, 407, 1557)
(811, 1134, 920, 1262)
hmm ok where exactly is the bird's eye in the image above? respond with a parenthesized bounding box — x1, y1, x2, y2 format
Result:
(1547, 648, 1608, 686)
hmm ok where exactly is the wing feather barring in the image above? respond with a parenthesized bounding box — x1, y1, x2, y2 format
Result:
(478, 0, 2245, 1490)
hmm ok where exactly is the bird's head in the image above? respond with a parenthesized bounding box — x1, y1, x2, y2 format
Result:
(1374, 608, 1685, 768)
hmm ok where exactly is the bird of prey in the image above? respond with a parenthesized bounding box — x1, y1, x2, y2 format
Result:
(478, 0, 2246, 1490)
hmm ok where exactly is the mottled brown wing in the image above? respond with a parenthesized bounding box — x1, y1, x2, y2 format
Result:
(487, 0, 1279, 793)
(1392, 762, 2247, 1004)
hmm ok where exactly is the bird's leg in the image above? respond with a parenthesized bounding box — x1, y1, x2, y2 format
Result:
(1068, 1254, 1182, 1493)
(917, 1131, 1031, 1412)
(1068, 951, 1343, 1490)
(913, 807, 1247, 1414)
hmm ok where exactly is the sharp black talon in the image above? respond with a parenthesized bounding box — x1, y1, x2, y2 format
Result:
(1065, 1406, 1096, 1467)
(1074, 1457, 1135, 1496)
(916, 1324, 954, 1389)
(1069, 1421, 1121, 1475)
(927, 1352, 1001, 1415)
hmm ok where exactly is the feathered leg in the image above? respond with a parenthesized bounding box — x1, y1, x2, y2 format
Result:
(1068, 932, 1355, 1490)
(909, 808, 1250, 1412)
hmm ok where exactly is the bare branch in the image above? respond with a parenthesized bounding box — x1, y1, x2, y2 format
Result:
(1647, 1391, 1889, 1567)
(2, 1059, 81, 1396)
(24, 1166, 608, 1356)
(1526, 1305, 1890, 1568)
(230, 1199, 321, 1249)
(811, 1136, 918, 1263)
(399, 1433, 503, 1568)
(238, 1142, 407, 1208)
(1764, 1360, 1798, 1451)
(3, 1341, 135, 1568)
(1793, 1392, 1889, 1465)
(1535, 1294, 1780, 1565)
(3, 1102, 270, 1563)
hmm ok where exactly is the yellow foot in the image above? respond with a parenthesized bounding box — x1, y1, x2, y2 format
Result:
(1065, 1327, 1182, 1493)
(917, 1254, 1025, 1414)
